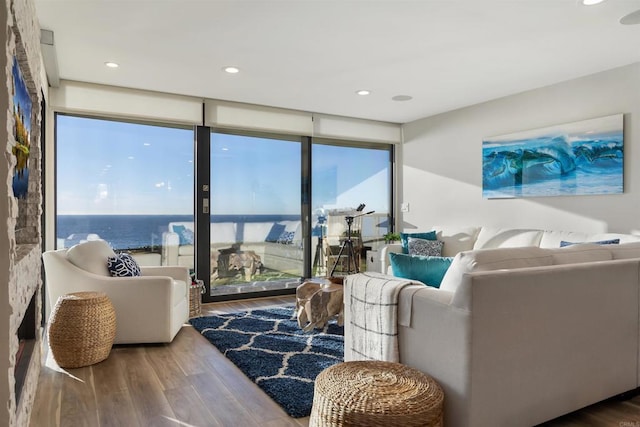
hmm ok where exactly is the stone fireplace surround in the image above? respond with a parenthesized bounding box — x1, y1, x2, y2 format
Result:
(1, 0, 46, 425)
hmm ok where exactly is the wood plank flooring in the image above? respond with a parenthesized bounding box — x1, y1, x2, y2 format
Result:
(29, 295, 640, 427)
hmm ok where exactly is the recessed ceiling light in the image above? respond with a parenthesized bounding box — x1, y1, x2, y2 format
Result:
(104, 62, 119, 68)
(392, 95, 413, 102)
(223, 66, 240, 74)
(356, 90, 371, 96)
(580, 0, 605, 5)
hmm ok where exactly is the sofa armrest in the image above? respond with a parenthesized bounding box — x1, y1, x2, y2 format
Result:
(140, 265, 190, 284)
(380, 244, 403, 274)
(462, 260, 639, 426)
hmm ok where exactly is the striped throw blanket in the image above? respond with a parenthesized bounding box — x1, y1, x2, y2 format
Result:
(344, 272, 418, 362)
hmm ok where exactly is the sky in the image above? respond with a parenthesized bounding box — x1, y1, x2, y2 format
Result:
(56, 115, 390, 216)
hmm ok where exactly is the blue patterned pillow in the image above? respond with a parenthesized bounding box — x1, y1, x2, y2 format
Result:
(107, 253, 142, 277)
(277, 231, 295, 245)
(560, 239, 620, 247)
(389, 252, 453, 288)
(400, 231, 437, 254)
(408, 237, 443, 257)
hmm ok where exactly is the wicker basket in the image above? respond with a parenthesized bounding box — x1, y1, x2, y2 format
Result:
(189, 280, 204, 318)
(48, 291, 116, 369)
(310, 360, 444, 427)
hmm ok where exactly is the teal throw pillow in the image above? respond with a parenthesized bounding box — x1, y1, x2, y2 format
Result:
(389, 252, 453, 288)
(400, 231, 437, 254)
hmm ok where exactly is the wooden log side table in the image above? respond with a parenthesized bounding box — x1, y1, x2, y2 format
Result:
(310, 360, 444, 427)
(296, 280, 344, 332)
(48, 291, 116, 368)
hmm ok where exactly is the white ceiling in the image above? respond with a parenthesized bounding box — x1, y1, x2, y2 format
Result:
(35, 0, 640, 124)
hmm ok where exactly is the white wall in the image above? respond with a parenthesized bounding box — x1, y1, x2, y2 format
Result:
(400, 62, 640, 234)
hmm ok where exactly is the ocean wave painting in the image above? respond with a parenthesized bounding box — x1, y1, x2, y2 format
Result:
(482, 114, 623, 198)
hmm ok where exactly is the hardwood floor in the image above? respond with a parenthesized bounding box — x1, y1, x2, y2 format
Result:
(29, 295, 640, 427)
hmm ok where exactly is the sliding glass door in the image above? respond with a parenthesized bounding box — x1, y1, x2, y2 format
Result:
(205, 130, 304, 298)
(56, 115, 393, 301)
(311, 141, 392, 276)
(55, 115, 194, 266)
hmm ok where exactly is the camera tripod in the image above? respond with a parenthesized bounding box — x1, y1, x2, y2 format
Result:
(312, 218, 327, 277)
(329, 215, 360, 276)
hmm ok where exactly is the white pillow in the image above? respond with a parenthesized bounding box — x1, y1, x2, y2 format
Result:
(473, 227, 544, 250)
(439, 246, 553, 292)
(66, 240, 116, 276)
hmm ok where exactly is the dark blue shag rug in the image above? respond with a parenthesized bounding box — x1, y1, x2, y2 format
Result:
(189, 306, 344, 418)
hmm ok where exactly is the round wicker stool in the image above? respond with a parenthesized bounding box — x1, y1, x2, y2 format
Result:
(48, 291, 116, 368)
(310, 360, 444, 427)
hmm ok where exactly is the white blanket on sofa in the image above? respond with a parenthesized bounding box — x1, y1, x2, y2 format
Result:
(344, 272, 419, 362)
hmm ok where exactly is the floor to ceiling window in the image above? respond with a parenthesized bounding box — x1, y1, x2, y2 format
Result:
(311, 141, 392, 276)
(54, 113, 394, 300)
(55, 114, 194, 267)
(205, 131, 303, 297)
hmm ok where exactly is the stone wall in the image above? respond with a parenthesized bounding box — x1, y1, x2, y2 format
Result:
(1, 0, 45, 425)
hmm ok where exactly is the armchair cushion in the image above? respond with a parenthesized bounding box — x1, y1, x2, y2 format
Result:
(66, 240, 116, 276)
(107, 253, 142, 277)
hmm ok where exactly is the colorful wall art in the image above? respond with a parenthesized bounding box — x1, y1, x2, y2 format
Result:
(11, 57, 32, 199)
(482, 114, 623, 198)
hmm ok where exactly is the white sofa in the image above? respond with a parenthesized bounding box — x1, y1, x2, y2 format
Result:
(43, 240, 189, 344)
(345, 226, 640, 426)
(161, 220, 304, 274)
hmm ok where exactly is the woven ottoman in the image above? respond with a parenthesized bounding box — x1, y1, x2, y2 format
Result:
(48, 291, 116, 368)
(310, 360, 444, 427)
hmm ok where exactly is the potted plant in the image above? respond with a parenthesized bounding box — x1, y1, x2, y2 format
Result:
(383, 232, 401, 244)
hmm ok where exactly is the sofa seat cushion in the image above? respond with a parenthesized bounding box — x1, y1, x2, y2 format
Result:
(66, 240, 117, 276)
(440, 246, 553, 292)
(178, 245, 194, 256)
(547, 244, 614, 265)
(473, 227, 544, 250)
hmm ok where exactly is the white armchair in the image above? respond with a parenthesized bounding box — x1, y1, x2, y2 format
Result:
(43, 240, 189, 344)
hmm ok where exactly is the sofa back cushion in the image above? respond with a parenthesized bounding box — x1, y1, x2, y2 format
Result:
(66, 240, 117, 276)
(547, 244, 613, 265)
(473, 227, 544, 250)
(440, 246, 553, 293)
(609, 242, 640, 259)
(431, 225, 481, 257)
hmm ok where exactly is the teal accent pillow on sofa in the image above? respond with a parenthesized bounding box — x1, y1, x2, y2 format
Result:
(389, 252, 453, 288)
(400, 231, 437, 254)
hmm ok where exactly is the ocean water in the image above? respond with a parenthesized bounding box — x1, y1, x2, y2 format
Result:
(57, 214, 299, 250)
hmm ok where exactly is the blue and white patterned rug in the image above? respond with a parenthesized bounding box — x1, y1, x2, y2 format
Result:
(189, 306, 344, 418)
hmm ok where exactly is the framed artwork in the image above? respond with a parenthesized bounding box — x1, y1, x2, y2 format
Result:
(482, 114, 623, 199)
(11, 56, 32, 199)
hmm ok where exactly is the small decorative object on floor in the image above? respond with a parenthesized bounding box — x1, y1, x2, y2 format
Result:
(310, 360, 444, 427)
(48, 291, 116, 368)
(296, 280, 343, 331)
(189, 275, 205, 318)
